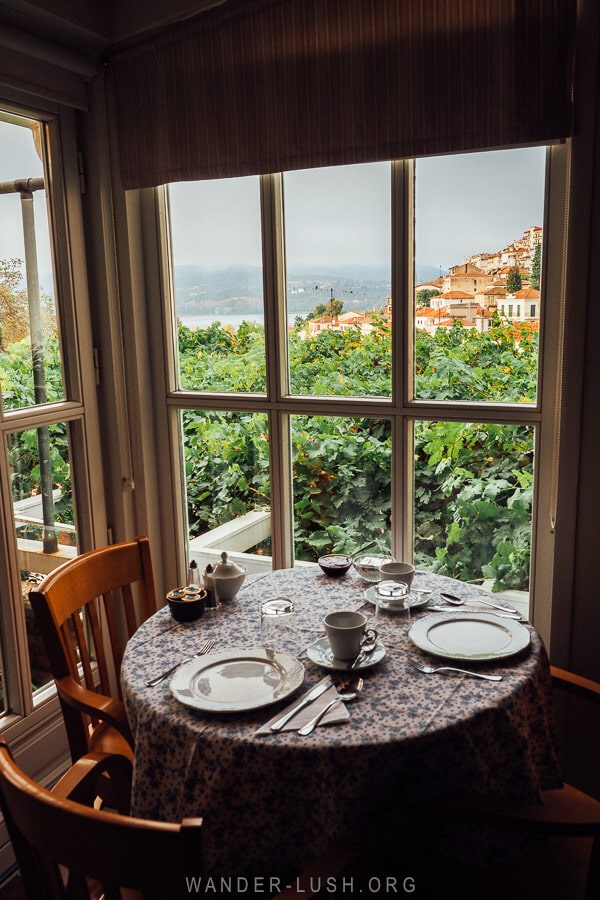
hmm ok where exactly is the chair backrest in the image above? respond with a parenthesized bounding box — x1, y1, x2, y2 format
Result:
(29, 536, 157, 761)
(0, 739, 203, 900)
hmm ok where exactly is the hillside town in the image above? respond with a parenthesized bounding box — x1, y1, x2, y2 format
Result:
(304, 226, 542, 336)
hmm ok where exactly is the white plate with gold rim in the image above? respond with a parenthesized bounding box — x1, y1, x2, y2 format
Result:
(170, 648, 305, 713)
(408, 612, 530, 661)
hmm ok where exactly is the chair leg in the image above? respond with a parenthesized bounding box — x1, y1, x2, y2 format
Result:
(585, 836, 600, 900)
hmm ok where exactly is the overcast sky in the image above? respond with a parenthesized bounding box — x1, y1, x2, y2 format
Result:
(0, 119, 51, 277)
(1, 116, 545, 278)
(416, 146, 546, 273)
(170, 146, 546, 274)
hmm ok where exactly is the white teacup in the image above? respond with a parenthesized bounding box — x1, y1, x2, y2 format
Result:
(324, 610, 377, 661)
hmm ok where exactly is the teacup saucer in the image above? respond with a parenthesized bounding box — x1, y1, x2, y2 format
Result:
(306, 636, 386, 671)
(364, 586, 430, 613)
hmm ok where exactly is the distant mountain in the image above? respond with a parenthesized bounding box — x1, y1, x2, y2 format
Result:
(174, 263, 443, 316)
(174, 264, 388, 315)
(416, 264, 443, 284)
(18, 263, 443, 310)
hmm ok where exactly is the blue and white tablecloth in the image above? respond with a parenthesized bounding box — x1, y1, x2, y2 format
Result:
(121, 567, 562, 878)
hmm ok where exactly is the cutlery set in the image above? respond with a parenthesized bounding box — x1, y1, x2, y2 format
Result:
(269, 675, 364, 735)
(297, 682, 362, 735)
(439, 591, 517, 613)
(269, 678, 333, 731)
(427, 604, 522, 620)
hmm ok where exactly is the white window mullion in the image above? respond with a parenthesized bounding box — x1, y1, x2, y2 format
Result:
(0, 432, 33, 718)
(261, 173, 295, 566)
(531, 142, 572, 650)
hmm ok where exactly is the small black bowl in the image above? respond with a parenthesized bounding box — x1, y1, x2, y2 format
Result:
(167, 589, 207, 622)
(318, 554, 352, 578)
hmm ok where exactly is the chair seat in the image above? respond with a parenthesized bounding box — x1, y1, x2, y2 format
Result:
(540, 784, 600, 828)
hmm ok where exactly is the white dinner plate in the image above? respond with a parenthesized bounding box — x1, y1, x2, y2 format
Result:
(364, 586, 430, 613)
(408, 612, 530, 661)
(170, 648, 305, 713)
(306, 636, 386, 671)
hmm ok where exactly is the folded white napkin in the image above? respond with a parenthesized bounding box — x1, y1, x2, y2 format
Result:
(255, 677, 350, 734)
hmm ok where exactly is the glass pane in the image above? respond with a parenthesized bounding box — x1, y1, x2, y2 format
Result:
(10, 422, 77, 695)
(414, 147, 545, 403)
(284, 163, 392, 397)
(0, 114, 65, 409)
(291, 415, 392, 561)
(181, 410, 272, 572)
(413, 420, 534, 598)
(169, 178, 266, 393)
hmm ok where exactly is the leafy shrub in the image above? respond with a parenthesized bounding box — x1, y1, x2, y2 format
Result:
(177, 317, 537, 590)
(0, 314, 537, 590)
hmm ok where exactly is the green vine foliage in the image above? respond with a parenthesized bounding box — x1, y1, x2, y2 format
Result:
(182, 409, 270, 537)
(0, 336, 72, 536)
(0, 314, 538, 591)
(176, 315, 538, 591)
(291, 416, 392, 559)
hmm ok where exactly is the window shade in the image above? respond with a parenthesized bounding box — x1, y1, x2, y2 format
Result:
(108, 0, 575, 189)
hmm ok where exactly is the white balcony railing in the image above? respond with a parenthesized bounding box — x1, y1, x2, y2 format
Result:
(15, 490, 76, 575)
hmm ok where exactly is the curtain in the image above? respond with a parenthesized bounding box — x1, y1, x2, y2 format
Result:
(108, 0, 575, 189)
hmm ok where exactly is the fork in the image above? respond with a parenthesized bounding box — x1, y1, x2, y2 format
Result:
(145, 639, 215, 686)
(408, 658, 502, 682)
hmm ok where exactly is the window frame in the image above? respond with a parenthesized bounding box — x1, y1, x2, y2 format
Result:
(148, 144, 568, 648)
(0, 102, 107, 732)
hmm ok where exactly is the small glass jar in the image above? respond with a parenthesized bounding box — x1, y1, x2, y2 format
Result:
(260, 597, 296, 654)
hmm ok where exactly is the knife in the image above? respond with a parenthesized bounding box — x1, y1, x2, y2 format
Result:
(270, 678, 332, 731)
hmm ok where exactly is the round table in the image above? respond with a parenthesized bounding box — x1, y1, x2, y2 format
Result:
(120, 566, 562, 878)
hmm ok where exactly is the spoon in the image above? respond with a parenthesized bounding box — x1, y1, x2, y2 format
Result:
(298, 692, 358, 735)
(439, 591, 521, 616)
(350, 539, 377, 557)
(351, 639, 378, 669)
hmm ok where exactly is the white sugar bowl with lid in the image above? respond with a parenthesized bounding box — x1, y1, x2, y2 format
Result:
(204, 551, 247, 601)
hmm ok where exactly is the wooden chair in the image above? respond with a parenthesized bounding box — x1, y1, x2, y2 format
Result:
(0, 738, 352, 900)
(0, 737, 203, 900)
(28, 537, 157, 767)
(423, 665, 600, 900)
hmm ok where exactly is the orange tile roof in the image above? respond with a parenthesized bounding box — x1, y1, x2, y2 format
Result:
(415, 306, 449, 317)
(513, 288, 540, 299)
(480, 286, 506, 296)
(437, 290, 475, 299)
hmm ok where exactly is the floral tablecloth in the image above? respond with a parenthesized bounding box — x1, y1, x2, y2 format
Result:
(120, 567, 562, 878)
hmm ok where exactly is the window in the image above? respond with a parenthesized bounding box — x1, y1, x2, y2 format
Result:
(0, 109, 103, 730)
(162, 145, 563, 613)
